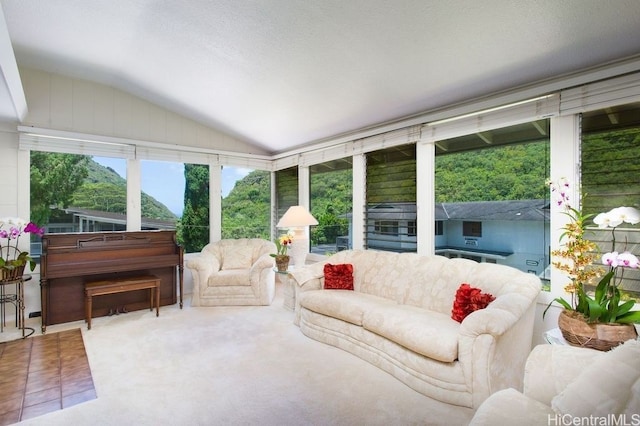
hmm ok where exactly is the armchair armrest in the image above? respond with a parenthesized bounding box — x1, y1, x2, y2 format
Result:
(524, 344, 604, 406)
(251, 253, 275, 272)
(186, 250, 220, 275)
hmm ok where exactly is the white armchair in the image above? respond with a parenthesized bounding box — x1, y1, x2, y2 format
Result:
(187, 238, 276, 306)
(470, 339, 640, 425)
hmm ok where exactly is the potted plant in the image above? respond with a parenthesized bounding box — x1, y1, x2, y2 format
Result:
(271, 234, 293, 272)
(544, 179, 640, 350)
(0, 218, 45, 281)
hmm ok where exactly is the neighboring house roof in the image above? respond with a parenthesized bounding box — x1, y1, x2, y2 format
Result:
(363, 200, 549, 222)
(63, 208, 177, 230)
(440, 199, 549, 221)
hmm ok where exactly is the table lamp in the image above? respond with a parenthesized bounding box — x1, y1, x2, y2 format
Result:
(276, 206, 318, 267)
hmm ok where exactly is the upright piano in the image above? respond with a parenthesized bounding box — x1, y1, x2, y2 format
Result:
(40, 230, 183, 332)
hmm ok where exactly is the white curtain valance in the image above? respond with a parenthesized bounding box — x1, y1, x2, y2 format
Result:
(19, 132, 135, 159)
(135, 146, 214, 165)
(560, 71, 640, 115)
(421, 94, 559, 144)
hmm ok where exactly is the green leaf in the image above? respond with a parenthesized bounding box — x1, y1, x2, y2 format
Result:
(543, 297, 572, 319)
(614, 300, 635, 317)
(614, 310, 640, 324)
(586, 296, 604, 322)
(594, 271, 614, 304)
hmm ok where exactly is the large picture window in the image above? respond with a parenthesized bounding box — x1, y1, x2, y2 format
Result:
(30, 153, 127, 235)
(433, 120, 551, 288)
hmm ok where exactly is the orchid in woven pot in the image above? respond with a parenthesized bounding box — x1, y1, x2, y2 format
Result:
(544, 179, 640, 349)
(0, 217, 45, 279)
(270, 234, 293, 271)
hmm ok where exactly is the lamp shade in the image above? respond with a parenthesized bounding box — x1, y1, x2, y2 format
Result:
(276, 206, 318, 228)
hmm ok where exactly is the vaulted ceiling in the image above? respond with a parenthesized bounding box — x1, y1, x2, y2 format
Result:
(1, 0, 640, 154)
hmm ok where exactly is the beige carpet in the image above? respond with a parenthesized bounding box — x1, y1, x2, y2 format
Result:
(11, 284, 474, 426)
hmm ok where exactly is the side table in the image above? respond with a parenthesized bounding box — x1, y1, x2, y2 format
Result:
(0, 274, 34, 338)
(275, 268, 295, 311)
(543, 327, 567, 345)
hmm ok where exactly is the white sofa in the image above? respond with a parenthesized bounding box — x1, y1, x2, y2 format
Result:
(290, 249, 541, 408)
(187, 238, 276, 306)
(470, 339, 640, 425)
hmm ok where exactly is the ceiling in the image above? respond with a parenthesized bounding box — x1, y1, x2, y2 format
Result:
(1, 0, 640, 154)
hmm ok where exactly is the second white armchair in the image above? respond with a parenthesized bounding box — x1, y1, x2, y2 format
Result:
(187, 238, 276, 306)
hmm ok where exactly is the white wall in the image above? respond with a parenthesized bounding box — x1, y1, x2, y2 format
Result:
(19, 68, 267, 155)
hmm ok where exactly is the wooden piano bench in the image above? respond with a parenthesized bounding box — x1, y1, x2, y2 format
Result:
(84, 275, 160, 330)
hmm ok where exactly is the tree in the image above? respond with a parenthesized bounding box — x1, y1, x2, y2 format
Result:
(178, 164, 209, 252)
(30, 152, 89, 225)
(71, 182, 127, 212)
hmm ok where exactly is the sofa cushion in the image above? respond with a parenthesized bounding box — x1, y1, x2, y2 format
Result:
(221, 245, 254, 270)
(207, 269, 252, 286)
(299, 290, 395, 326)
(451, 283, 495, 322)
(324, 263, 354, 290)
(551, 339, 640, 416)
(362, 304, 460, 363)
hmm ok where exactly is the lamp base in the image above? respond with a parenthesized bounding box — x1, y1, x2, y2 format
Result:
(289, 228, 308, 267)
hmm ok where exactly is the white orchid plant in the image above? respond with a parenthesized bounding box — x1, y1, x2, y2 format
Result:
(545, 179, 640, 324)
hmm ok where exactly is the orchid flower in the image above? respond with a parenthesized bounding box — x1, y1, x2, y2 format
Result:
(601, 251, 619, 267)
(617, 251, 639, 269)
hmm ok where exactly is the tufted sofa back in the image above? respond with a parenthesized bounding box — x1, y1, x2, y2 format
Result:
(323, 249, 540, 316)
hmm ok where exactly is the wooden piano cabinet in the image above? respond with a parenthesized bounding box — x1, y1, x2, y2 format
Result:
(40, 230, 183, 332)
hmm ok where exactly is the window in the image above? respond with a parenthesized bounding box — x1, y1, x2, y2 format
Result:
(221, 166, 271, 239)
(435, 221, 443, 236)
(309, 158, 352, 254)
(408, 221, 417, 237)
(140, 160, 183, 230)
(275, 167, 299, 225)
(581, 102, 640, 301)
(31, 153, 127, 235)
(366, 145, 416, 252)
(433, 120, 550, 288)
(374, 221, 399, 236)
(463, 221, 482, 237)
(179, 164, 210, 253)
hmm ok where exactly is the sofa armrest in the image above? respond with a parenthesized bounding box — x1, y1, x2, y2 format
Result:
(459, 292, 536, 338)
(289, 262, 325, 289)
(457, 292, 539, 407)
(524, 343, 604, 406)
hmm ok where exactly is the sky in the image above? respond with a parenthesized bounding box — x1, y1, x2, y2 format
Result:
(93, 157, 252, 217)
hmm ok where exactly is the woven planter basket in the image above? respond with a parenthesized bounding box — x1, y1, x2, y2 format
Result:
(275, 255, 290, 272)
(558, 309, 638, 351)
(0, 264, 25, 282)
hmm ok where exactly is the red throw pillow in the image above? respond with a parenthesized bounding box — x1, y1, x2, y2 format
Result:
(451, 283, 496, 323)
(323, 263, 354, 290)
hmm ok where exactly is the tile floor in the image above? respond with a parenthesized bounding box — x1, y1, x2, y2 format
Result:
(0, 328, 96, 425)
